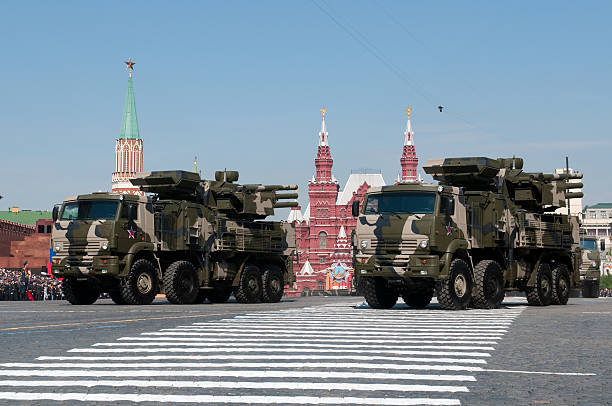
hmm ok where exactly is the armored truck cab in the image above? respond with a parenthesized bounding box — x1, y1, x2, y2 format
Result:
(353, 157, 582, 310)
(52, 170, 297, 305)
(579, 234, 601, 298)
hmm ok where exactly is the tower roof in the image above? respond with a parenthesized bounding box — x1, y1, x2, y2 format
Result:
(119, 76, 140, 140)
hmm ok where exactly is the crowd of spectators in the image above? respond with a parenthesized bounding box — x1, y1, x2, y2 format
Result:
(0, 267, 63, 301)
(600, 288, 612, 297)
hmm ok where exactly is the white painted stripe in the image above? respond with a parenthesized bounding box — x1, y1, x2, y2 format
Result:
(118, 336, 499, 345)
(189, 321, 512, 327)
(0, 369, 476, 381)
(143, 331, 504, 337)
(38, 354, 488, 364)
(67, 347, 491, 357)
(1, 362, 484, 372)
(0, 379, 470, 393)
(482, 368, 596, 376)
(169, 325, 507, 333)
(92, 342, 496, 351)
(0, 392, 461, 405)
(231, 315, 519, 321)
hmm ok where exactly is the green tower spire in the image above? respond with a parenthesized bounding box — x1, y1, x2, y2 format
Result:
(119, 58, 140, 140)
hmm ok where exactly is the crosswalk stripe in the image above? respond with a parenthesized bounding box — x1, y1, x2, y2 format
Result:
(0, 379, 470, 393)
(92, 342, 496, 351)
(0, 369, 476, 381)
(67, 347, 492, 357)
(117, 336, 499, 345)
(0, 392, 461, 405)
(38, 354, 488, 364)
(0, 362, 485, 372)
(161, 326, 508, 333)
(143, 331, 504, 337)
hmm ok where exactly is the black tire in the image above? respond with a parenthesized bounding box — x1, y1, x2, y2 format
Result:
(208, 283, 233, 303)
(108, 287, 126, 305)
(234, 265, 262, 303)
(261, 265, 285, 303)
(437, 258, 473, 310)
(120, 259, 159, 305)
(582, 280, 600, 298)
(401, 287, 434, 308)
(551, 263, 570, 305)
(164, 261, 199, 304)
(526, 262, 553, 306)
(363, 277, 398, 309)
(593, 281, 600, 298)
(62, 278, 100, 305)
(472, 260, 505, 309)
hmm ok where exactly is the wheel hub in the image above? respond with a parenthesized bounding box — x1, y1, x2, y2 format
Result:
(454, 274, 467, 298)
(137, 273, 152, 294)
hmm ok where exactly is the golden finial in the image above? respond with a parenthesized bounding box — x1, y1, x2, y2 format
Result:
(125, 57, 135, 78)
(406, 107, 411, 119)
(320, 108, 327, 120)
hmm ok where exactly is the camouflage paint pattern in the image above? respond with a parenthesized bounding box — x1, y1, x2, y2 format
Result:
(579, 235, 601, 283)
(51, 170, 297, 291)
(353, 156, 582, 293)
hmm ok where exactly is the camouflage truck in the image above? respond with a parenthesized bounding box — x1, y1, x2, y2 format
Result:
(579, 233, 602, 298)
(51, 170, 297, 305)
(352, 157, 583, 310)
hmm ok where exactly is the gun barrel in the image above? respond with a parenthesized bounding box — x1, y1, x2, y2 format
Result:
(565, 192, 584, 199)
(560, 182, 584, 190)
(273, 201, 299, 209)
(275, 192, 299, 200)
(543, 173, 583, 181)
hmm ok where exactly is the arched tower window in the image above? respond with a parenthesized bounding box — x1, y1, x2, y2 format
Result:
(124, 149, 129, 172)
(318, 231, 327, 249)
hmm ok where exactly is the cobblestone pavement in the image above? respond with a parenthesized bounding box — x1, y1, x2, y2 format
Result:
(0, 296, 609, 405)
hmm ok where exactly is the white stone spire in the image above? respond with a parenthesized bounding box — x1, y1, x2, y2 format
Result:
(319, 108, 328, 146)
(338, 225, 347, 239)
(403, 107, 413, 146)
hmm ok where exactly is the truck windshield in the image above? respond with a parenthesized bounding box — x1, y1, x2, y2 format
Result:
(580, 239, 597, 250)
(60, 201, 119, 220)
(364, 192, 436, 215)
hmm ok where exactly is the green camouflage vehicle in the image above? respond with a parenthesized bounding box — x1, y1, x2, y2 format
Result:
(579, 234, 602, 298)
(352, 157, 583, 310)
(51, 170, 297, 305)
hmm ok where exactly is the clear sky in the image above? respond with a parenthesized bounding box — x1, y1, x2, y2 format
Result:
(1, 1, 610, 214)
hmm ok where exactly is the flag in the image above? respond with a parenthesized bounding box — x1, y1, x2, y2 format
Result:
(27, 290, 34, 301)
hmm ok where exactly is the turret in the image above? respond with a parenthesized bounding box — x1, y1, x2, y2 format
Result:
(423, 157, 584, 213)
(130, 170, 298, 219)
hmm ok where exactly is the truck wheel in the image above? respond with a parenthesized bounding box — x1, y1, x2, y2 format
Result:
(261, 265, 284, 303)
(164, 261, 199, 305)
(120, 259, 159, 305)
(551, 263, 570, 305)
(593, 281, 600, 298)
(526, 263, 553, 306)
(209, 283, 233, 303)
(472, 260, 505, 309)
(581, 280, 593, 298)
(108, 287, 126, 305)
(234, 265, 262, 303)
(437, 258, 472, 310)
(363, 277, 398, 309)
(62, 278, 100, 305)
(401, 287, 434, 308)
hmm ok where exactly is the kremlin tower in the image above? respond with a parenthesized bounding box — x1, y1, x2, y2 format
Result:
(398, 107, 420, 183)
(111, 58, 144, 195)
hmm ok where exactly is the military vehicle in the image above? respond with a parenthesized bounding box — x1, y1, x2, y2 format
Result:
(579, 233, 602, 298)
(51, 170, 297, 305)
(352, 157, 583, 310)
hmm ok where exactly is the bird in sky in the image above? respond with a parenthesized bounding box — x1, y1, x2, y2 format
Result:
(437, 105, 444, 112)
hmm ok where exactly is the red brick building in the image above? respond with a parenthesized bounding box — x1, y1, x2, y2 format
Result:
(285, 108, 420, 296)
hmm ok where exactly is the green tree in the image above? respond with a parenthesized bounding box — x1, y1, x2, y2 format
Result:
(601, 275, 612, 290)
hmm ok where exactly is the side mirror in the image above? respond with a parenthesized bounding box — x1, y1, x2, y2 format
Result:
(351, 200, 360, 217)
(128, 205, 138, 220)
(52, 205, 60, 222)
(601, 240, 606, 252)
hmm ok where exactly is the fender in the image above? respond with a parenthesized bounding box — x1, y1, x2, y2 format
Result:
(526, 254, 545, 287)
(120, 242, 157, 277)
(232, 255, 255, 287)
(439, 239, 470, 278)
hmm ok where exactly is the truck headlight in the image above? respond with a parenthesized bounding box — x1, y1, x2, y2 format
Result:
(102, 242, 109, 250)
(360, 240, 368, 248)
(54, 242, 62, 252)
(419, 240, 428, 248)
(591, 261, 597, 267)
